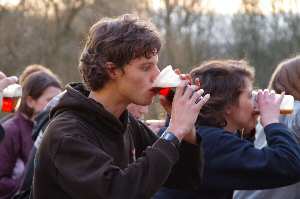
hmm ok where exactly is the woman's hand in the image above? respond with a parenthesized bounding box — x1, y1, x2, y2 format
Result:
(257, 89, 283, 127)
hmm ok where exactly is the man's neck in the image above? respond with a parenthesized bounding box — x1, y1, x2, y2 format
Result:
(88, 85, 128, 118)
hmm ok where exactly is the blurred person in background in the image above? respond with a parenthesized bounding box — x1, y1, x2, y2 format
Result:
(0, 71, 18, 92)
(18, 65, 55, 86)
(0, 64, 55, 124)
(127, 104, 165, 134)
(234, 55, 300, 199)
(127, 103, 149, 120)
(154, 60, 300, 199)
(145, 119, 166, 135)
(0, 71, 18, 142)
(0, 68, 62, 199)
(12, 91, 65, 199)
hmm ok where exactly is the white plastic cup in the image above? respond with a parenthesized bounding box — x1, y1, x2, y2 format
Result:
(151, 65, 181, 101)
(252, 91, 294, 115)
(1, 84, 22, 112)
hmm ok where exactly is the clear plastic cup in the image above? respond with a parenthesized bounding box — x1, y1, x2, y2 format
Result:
(1, 84, 22, 112)
(252, 91, 294, 115)
(151, 65, 181, 101)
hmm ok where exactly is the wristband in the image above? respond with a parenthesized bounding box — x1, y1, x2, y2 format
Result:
(160, 131, 181, 149)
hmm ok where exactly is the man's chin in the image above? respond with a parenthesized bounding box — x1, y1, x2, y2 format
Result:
(133, 99, 153, 106)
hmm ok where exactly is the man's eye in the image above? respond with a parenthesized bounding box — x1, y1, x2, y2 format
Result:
(142, 66, 150, 71)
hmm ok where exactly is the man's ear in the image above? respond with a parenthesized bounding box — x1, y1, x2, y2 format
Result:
(105, 62, 122, 79)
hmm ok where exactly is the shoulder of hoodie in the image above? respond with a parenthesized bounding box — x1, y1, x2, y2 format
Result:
(44, 110, 96, 144)
(37, 111, 108, 165)
(41, 111, 100, 158)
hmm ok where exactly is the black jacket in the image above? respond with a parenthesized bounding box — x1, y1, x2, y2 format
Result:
(33, 83, 203, 199)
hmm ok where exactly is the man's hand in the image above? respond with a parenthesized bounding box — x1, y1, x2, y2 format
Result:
(167, 80, 210, 142)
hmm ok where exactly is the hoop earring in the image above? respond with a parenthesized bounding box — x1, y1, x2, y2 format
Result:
(241, 128, 244, 139)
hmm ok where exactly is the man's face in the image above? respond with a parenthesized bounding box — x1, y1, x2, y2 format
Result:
(114, 55, 160, 106)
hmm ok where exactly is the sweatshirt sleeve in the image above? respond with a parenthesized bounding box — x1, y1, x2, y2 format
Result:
(200, 123, 300, 190)
(133, 121, 203, 192)
(161, 136, 203, 191)
(51, 127, 180, 199)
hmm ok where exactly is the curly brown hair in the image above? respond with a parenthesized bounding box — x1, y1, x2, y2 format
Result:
(190, 60, 255, 127)
(79, 14, 161, 91)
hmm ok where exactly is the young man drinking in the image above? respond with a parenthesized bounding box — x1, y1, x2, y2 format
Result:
(33, 14, 209, 199)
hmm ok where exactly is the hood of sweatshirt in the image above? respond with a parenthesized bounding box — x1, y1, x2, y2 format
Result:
(50, 82, 129, 135)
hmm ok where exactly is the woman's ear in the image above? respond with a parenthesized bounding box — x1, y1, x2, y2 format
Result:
(105, 62, 122, 79)
(26, 96, 35, 109)
(224, 105, 232, 115)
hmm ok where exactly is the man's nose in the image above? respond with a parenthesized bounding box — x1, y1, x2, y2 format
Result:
(152, 66, 160, 81)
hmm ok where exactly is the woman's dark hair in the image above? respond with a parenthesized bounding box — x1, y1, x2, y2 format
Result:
(19, 64, 53, 86)
(268, 55, 300, 101)
(79, 14, 161, 91)
(18, 71, 62, 118)
(190, 60, 255, 127)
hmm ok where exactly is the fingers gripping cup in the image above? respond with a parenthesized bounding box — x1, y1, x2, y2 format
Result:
(152, 65, 181, 101)
(1, 84, 22, 112)
(252, 91, 294, 115)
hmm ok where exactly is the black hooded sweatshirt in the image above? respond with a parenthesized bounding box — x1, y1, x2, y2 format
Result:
(32, 83, 203, 199)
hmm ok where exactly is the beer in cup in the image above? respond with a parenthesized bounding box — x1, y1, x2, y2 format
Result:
(152, 65, 181, 101)
(1, 84, 22, 112)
